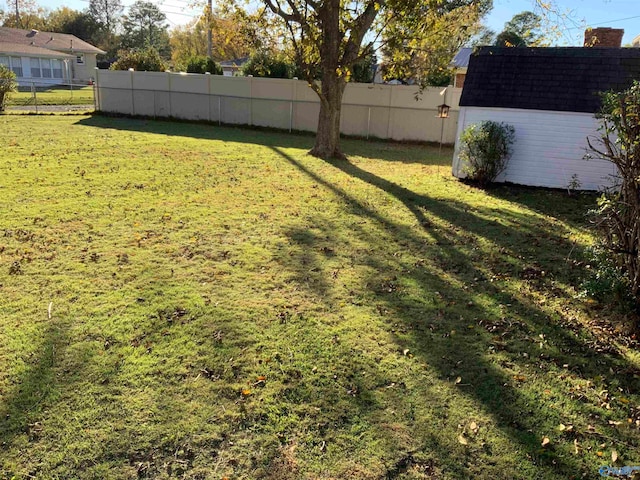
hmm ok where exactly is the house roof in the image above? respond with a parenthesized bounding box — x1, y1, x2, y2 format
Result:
(0, 42, 74, 58)
(0, 27, 105, 54)
(451, 47, 472, 68)
(220, 56, 249, 67)
(460, 47, 640, 113)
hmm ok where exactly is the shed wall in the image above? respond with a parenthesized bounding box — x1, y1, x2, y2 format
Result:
(452, 107, 617, 191)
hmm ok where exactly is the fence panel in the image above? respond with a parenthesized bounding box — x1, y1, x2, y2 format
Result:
(95, 70, 462, 143)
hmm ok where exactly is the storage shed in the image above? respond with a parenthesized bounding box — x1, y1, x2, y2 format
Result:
(452, 46, 640, 190)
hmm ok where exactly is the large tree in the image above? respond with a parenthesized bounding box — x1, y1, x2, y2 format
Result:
(120, 1, 170, 58)
(169, 10, 263, 67)
(495, 10, 549, 47)
(88, 0, 123, 56)
(46, 7, 100, 44)
(257, 0, 492, 159)
(383, 0, 492, 86)
(0, 0, 48, 29)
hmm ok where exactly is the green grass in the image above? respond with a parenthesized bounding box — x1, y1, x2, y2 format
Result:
(1, 114, 639, 479)
(8, 86, 94, 106)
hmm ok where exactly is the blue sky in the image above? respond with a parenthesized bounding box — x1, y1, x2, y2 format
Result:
(8, 0, 640, 45)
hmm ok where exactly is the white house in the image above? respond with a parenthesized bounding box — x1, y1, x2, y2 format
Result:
(0, 27, 105, 86)
(452, 30, 638, 191)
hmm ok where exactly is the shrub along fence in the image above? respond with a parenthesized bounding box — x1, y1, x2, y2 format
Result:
(94, 69, 462, 144)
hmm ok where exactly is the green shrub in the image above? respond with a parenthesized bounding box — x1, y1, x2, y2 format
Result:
(459, 121, 515, 187)
(185, 56, 222, 75)
(0, 65, 18, 112)
(587, 81, 640, 310)
(581, 244, 631, 306)
(242, 52, 293, 79)
(110, 48, 167, 72)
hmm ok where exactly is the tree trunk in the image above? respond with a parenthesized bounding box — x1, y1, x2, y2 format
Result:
(310, 75, 346, 159)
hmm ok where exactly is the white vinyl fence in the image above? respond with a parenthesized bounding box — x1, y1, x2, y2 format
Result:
(94, 69, 462, 144)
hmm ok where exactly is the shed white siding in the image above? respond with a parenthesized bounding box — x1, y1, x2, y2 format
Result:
(452, 107, 618, 191)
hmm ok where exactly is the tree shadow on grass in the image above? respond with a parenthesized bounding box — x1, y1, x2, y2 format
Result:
(0, 319, 70, 476)
(266, 146, 640, 478)
(75, 115, 452, 166)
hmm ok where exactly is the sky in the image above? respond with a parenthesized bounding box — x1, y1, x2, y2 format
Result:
(5, 0, 640, 45)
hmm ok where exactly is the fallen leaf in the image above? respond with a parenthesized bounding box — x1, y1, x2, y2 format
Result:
(541, 437, 550, 447)
(257, 375, 266, 381)
(573, 439, 580, 455)
(596, 451, 603, 457)
(241, 389, 251, 396)
(612, 450, 618, 463)
(403, 349, 410, 356)
(470, 421, 478, 431)
(608, 420, 622, 426)
(458, 434, 468, 445)
(455, 376, 462, 385)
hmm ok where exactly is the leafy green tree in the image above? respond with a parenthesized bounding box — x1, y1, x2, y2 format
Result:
(351, 53, 376, 83)
(110, 47, 167, 71)
(46, 7, 99, 44)
(0, 65, 18, 112)
(495, 30, 527, 47)
(0, 0, 48, 29)
(88, 0, 123, 55)
(496, 11, 546, 47)
(242, 51, 292, 78)
(383, 0, 492, 87)
(254, 0, 492, 159)
(587, 81, 640, 304)
(185, 55, 223, 75)
(169, 13, 258, 67)
(120, 1, 170, 58)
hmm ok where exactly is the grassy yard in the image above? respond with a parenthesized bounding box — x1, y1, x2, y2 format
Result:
(1, 114, 639, 479)
(8, 86, 94, 106)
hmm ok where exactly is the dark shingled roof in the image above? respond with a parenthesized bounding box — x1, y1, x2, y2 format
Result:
(459, 47, 640, 113)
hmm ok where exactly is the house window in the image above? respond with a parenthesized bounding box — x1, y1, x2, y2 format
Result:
(76, 54, 84, 65)
(10, 57, 22, 77)
(52, 59, 63, 79)
(30, 57, 41, 78)
(41, 58, 52, 78)
(0, 56, 8, 68)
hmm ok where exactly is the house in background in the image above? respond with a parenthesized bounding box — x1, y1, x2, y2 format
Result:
(452, 28, 640, 191)
(0, 27, 105, 86)
(451, 47, 472, 88)
(220, 57, 249, 76)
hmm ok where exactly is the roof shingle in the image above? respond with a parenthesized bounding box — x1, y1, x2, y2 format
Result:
(459, 47, 640, 113)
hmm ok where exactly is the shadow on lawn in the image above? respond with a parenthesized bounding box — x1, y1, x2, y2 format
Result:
(0, 319, 69, 466)
(75, 115, 451, 166)
(266, 145, 640, 478)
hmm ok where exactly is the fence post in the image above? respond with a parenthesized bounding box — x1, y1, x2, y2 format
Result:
(386, 85, 393, 140)
(167, 71, 172, 118)
(366, 107, 371, 139)
(129, 68, 135, 115)
(32, 82, 38, 114)
(205, 72, 211, 122)
(94, 67, 100, 111)
(290, 77, 296, 133)
(219, 96, 222, 126)
(248, 75, 253, 126)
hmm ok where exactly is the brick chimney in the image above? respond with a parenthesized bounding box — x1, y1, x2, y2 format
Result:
(584, 27, 624, 47)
